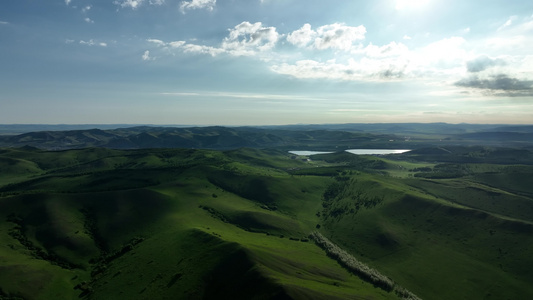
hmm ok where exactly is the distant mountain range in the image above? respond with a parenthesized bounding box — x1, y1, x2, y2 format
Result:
(0, 123, 532, 150)
(0, 126, 396, 150)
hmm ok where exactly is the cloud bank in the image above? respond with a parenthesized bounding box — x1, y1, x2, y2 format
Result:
(140, 14, 533, 93)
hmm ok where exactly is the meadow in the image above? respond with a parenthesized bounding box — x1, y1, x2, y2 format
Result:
(1, 144, 532, 299)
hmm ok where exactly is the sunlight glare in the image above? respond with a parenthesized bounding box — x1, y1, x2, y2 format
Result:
(395, 0, 430, 10)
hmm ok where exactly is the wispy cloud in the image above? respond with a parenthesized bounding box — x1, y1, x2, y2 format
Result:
(0, 21, 9, 25)
(65, 0, 71, 5)
(180, 0, 216, 14)
(114, 0, 165, 9)
(147, 38, 223, 56)
(84, 18, 94, 24)
(160, 91, 326, 101)
(498, 16, 518, 31)
(79, 39, 107, 47)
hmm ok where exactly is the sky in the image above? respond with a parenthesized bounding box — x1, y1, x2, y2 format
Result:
(1, 0, 533, 125)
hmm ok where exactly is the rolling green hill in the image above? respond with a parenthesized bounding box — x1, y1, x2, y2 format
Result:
(1, 146, 533, 299)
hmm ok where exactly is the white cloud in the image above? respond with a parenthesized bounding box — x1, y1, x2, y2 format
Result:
(272, 34, 471, 82)
(180, 0, 216, 14)
(82, 5, 91, 13)
(84, 18, 94, 24)
(271, 57, 408, 82)
(169, 41, 186, 48)
(403, 35, 412, 40)
(314, 23, 366, 51)
(79, 39, 107, 47)
(146, 39, 222, 56)
(145, 22, 278, 57)
(114, 0, 164, 9)
(79, 40, 94, 46)
(142, 50, 154, 61)
(148, 38, 222, 56)
(114, 0, 142, 9)
(143, 19, 533, 92)
(65, 0, 71, 5)
(221, 21, 279, 55)
(271, 60, 358, 81)
(147, 39, 166, 46)
(286, 24, 316, 48)
(160, 91, 325, 101)
(286, 23, 366, 51)
(181, 44, 224, 56)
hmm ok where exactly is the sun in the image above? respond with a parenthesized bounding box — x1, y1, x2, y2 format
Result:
(395, 0, 430, 10)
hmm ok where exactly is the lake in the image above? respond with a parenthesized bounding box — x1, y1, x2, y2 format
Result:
(289, 149, 411, 156)
(289, 151, 334, 156)
(345, 149, 411, 155)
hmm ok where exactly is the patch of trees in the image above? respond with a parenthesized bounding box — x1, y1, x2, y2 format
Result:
(310, 232, 421, 300)
(199, 205, 229, 223)
(100, 237, 144, 265)
(321, 174, 384, 220)
(80, 208, 107, 254)
(84, 236, 145, 296)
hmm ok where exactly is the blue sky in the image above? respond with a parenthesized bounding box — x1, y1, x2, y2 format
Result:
(1, 0, 532, 125)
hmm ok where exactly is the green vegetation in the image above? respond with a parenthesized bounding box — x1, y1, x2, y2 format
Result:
(1, 144, 533, 299)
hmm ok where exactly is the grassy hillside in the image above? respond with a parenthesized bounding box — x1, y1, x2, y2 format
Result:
(0, 147, 405, 299)
(1, 146, 532, 299)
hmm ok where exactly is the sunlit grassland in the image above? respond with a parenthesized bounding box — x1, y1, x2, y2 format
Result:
(319, 170, 533, 300)
(1, 146, 533, 299)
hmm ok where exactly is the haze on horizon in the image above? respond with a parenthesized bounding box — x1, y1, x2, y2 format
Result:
(1, 0, 532, 125)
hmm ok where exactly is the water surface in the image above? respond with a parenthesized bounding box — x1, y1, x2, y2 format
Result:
(345, 149, 411, 155)
(289, 149, 411, 156)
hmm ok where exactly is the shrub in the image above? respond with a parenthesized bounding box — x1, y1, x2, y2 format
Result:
(309, 232, 421, 299)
